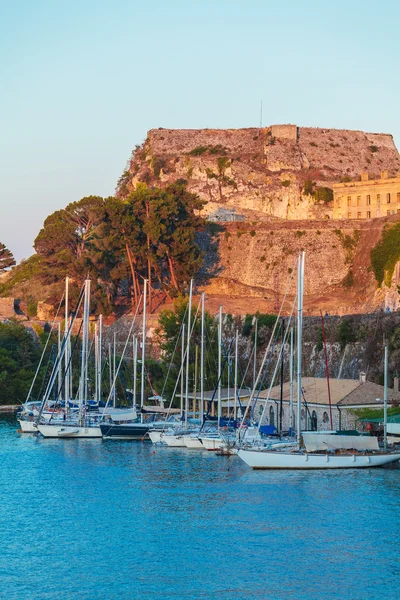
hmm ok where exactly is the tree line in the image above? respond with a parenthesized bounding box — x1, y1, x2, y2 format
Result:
(1, 180, 206, 315)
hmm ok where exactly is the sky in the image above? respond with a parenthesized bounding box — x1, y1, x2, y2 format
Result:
(1, 0, 399, 261)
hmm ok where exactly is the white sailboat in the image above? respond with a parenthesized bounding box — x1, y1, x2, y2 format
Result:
(238, 253, 400, 469)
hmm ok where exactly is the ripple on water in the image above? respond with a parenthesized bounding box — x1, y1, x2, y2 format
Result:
(1, 417, 400, 600)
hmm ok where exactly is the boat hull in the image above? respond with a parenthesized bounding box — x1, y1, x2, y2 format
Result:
(238, 449, 400, 469)
(200, 436, 224, 451)
(37, 424, 102, 438)
(183, 436, 203, 449)
(163, 434, 186, 447)
(18, 419, 38, 433)
(100, 423, 151, 440)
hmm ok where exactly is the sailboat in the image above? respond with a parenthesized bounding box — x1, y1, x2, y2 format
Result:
(238, 253, 400, 469)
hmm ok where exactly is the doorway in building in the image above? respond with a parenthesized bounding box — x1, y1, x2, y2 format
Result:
(269, 405, 275, 428)
(310, 410, 318, 431)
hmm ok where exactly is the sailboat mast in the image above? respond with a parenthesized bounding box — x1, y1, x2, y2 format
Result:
(113, 332, 117, 408)
(133, 335, 137, 408)
(279, 318, 284, 434)
(94, 322, 98, 402)
(98, 314, 103, 403)
(79, 280, 90, 416)
(218, 305, 222, 429)
(253, 318, 258, 389)
(57, 323, 62, 400)
(320, 310, 333, 430)
(296, 253, 304, 442)
(64, 276, 69, 405)
(185, 279, 193, 428)
(181, 323, 185, 417)
(234, 328, 238, 422)
(289, 327, 294, 435)
(140, 279, 147, 423)
(200, 292, 205, 420)
(384, 343, 388, 450)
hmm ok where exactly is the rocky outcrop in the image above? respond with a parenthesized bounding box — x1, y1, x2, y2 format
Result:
(121, 125, 400, 222)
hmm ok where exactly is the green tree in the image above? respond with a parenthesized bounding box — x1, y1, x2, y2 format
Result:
(0, 242, 16, 271)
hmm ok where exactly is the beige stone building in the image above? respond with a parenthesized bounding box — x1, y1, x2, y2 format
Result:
(332, 170, 400, 219)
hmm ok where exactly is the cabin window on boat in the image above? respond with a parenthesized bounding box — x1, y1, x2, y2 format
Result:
(269, 406, 275, 428)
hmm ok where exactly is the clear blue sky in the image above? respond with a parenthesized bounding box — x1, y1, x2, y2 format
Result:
(1, 0, 399, 261)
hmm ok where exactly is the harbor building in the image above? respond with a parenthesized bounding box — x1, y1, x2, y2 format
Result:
(255, 375, 400, 432)
(332, 170, 400, 219)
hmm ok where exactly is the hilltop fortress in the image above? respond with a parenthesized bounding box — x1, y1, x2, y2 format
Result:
(115, 124, 400, 316)
(120, 124, 400, 223)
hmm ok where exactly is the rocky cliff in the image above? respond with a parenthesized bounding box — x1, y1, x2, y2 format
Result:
(117, 125, 400, 315)
(120, 125, 400, 222)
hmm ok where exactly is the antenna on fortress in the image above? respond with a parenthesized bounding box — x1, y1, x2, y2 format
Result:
(259, 100, 263, 128)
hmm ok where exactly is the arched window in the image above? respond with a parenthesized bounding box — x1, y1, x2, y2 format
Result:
(323, 411, 329, 423)
(269, 405, 275, 428)
(311, 410, 318, 431)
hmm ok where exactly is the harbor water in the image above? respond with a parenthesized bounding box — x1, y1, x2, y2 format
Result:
(1, 416, 400, 600)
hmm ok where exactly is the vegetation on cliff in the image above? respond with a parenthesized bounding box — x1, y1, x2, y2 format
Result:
(370, 223, 400, 286)
(0, 243, 15, 272)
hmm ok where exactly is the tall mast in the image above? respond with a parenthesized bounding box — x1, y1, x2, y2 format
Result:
(64, 276, 69, 405)
(185, 279, 193, 428)
(218, 305, 222, 429)
(193, 345, 198, 419)
(289, 327, 294, 436)
(94, 322, 98, 402)
(98, 314, 102, 403)
(57, 323, 62, 400)
(140, 279, 147, 423)
(181, 323, 185, 418)
(279, 318, 284, 434)
(200, 292, 205, 420)
(384, 343, 388, 450)
(253, 318, 258, 389)
(296, 253, 304, 443)
(133, 335, 137, 408)
(113, 332, 117, 408)
(234, 328, 238, 422)
(320, 310, 333, 430)
(79, 280, 90, 416)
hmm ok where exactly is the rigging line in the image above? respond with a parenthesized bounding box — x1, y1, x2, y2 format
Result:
(103, 295, 143, 413)
(238, 261, 297, 435)
(24, 290, 65, 403)
(160, 301, 202, 426)
(49, 318, 84, 422)
(36, 283, 86, 422)
(254, 302, 295, 435)
(249, 323, 282, 421)
(201, 340, 234, 431)
(158, 302, 190, 401)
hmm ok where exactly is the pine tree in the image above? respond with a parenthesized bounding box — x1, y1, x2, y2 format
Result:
(0, 243, 16, 272)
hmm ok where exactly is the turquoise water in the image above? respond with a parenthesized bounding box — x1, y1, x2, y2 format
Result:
(1, 416, 400, 600)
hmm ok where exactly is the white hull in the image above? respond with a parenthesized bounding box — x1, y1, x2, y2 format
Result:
(238, 449, 400, 469)
(200, 436, 224, 451)
(18, 420, 38, 433)
(149, 431, 165, 444)
(163, 434, 186, 447)
(183, 436, 203, 449)
(37, 423, 102, 438)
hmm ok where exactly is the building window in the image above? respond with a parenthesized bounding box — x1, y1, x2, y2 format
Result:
(357, 195, 361, 206)
(322, 411, 329, 423)
(397, 192, 400, 203)
(387, 193, 391, 203)
(348, 212, 352, 219)
(367, 211, 371, 218)
(387, 210, 391, 216)
(377, 194, 380, 201)
(367, 195, 371, 205)
(347, 196, 351, 207)
(357, 211, 361, 218)
(337, 197, 342, 208)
